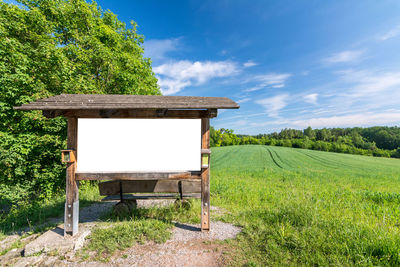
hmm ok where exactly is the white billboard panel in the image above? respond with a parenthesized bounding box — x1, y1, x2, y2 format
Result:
(77, 119, 201, 172)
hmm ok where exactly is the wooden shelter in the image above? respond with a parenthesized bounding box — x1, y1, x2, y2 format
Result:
(14, 94, 239, 235)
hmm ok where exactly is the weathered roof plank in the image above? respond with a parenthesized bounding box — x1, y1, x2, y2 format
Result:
(14, 94, 239, 110)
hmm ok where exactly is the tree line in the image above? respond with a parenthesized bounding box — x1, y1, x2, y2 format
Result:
(210, 126, 400, 158)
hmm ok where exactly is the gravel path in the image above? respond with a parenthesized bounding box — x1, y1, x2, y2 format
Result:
(171, 221, 241, 242)
(3, 199, 241, 267)
(70, 220, 241, 267)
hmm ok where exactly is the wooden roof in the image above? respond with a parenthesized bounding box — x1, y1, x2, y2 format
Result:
(14, 94, 239, 110)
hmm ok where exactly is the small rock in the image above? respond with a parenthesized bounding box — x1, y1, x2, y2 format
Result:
(39, 256, 60, 266)
(13, 255, 44, 267)
(112, 202, 131, 217)
(0, 247, 23, 264)
(24, 227, 91, 257)
(74, 230, 91, 251)
(125, 199, 138, 210)
(0, 234, 20, 251)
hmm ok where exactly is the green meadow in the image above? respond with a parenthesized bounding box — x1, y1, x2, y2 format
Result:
(210, 145, 400, 266)
(2, 145, 400, 266)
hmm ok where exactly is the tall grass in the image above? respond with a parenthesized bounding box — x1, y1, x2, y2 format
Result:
(0, 181, 102, 233)
(211, 145, 400, 266)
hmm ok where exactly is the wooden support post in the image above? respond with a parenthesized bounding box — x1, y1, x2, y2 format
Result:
(64, 117, 79, 236)
(178, 181, 183, 200)
(119, 180, 124, 202)
(201, 118, 210, 231)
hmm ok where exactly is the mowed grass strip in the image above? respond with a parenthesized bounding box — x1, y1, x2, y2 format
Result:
(211, 145, 400, 266)
(86, 218, 172, 260)
(82, 199, 201, 260)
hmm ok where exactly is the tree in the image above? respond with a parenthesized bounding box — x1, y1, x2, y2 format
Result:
(303, 126, 316, 140)
(0, 0, 160, 202)
(392, 148, 400, 158)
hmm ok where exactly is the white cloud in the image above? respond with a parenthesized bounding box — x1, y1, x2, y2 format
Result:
(242, 110, 400, 131)
(245, 73, 291, 92)
(324, 50, 364, 64)
(243, 60, 257, 68)
(303, 93, 318, 105)
(338, 69, 400, 95)
(245, 86, 261, 92)
(236, 97, 251, 104)
(154, 60, 239, 95)
(379, 25, 400, 41)
(255, 94, 289, 118)
(155, 79, 191, 96)
(290, 112, 400, 128)
(144, 38, 181, 61)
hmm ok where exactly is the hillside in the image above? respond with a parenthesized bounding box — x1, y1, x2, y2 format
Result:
(211, 126, 400, 158)
(212, 145, 400, 174)
(210, 145, 400, 266)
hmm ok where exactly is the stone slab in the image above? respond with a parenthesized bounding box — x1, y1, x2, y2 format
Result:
(24, 227, 91, 256)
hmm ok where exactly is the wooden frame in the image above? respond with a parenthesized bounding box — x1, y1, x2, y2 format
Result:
(200, 118, 211, 231)
(64, 118, 79, 236)
(75, 171, 202, 181)
(14, 94, 239, 236)
(43, 109, 218, 119)
(63, 115, 212, 234)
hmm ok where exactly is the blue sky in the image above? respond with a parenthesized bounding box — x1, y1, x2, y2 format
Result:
(11, 0, 400, 134)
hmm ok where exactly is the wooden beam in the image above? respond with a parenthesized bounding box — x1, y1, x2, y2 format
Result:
(201, 118, 210, 231)
(102, 193, 201, 201)
(64, 117, 79, 236)
(75, 171, 202, 181)
(98, 180, 201, 195)
(43, 109, 218, 119)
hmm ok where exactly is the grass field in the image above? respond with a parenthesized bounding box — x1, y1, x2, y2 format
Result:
(2, 145, 400, 265)
(210, 145, 400, 266)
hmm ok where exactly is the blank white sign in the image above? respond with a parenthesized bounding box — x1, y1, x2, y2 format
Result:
(77, 119, 201, 172)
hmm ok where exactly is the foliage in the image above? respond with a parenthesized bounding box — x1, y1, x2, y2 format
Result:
(0, 181, 101, 233)
(211, 126, 400, 158)
(0, 0, 160, 207)
(211, 145, 400, 266)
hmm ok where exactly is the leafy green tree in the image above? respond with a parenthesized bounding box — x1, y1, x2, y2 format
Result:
(304, 126, 316, 140)
(0, 0, 160, 203)
(392, 148, 400, 158)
